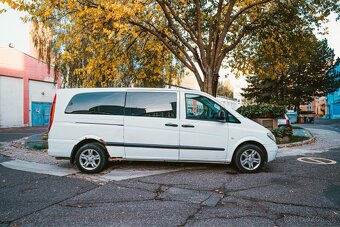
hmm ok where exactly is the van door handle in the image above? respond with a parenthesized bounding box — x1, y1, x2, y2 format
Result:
(182, 124, 195, 128)
(165, 123, 178, 127)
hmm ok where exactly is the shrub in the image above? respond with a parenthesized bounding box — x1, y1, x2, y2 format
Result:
(272, 127, 293, 138)
(237, 105, 286, 119)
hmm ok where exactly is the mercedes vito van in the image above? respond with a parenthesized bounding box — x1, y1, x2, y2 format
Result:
(48, 88, 278, 174)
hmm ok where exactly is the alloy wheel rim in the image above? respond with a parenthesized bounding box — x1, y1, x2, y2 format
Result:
(240, 149, 261, 171)
(79, 149, 101, 170)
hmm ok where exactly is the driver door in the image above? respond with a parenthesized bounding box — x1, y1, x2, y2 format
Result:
(179, 93, 229, 162)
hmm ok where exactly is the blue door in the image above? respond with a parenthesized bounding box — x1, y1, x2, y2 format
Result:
(32, 102, 52, 126)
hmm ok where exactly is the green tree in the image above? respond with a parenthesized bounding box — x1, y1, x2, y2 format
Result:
(242, 38, 339, 111)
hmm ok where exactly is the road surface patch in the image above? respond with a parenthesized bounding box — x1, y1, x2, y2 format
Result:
(101, 169, 179, 181)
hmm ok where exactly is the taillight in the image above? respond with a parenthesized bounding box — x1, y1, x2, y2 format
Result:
(48, 94, 57, 132)
(286, 119, 290, 125)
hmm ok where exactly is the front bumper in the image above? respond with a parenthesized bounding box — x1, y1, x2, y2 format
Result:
(264, 143, 278, 162)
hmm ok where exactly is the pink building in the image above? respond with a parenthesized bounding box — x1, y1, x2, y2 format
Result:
(0, 47, 61, 127)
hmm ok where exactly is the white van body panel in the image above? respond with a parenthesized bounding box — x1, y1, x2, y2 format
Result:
(48, 89, 126, 158)
(48, 88, 278, 165)
(179, 91, 229, 162)
(123, 90, 180, 160)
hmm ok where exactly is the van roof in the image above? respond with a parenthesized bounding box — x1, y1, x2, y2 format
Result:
(58, 87, 196, 93)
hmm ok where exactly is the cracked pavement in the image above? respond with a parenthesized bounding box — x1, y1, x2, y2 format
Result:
(1, 147, 339, 226)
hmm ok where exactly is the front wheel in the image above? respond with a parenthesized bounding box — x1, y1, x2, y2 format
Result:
(75, 143, 108, 174)
(233, 144, 265, 173)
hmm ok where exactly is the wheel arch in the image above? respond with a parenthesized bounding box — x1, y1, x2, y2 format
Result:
(231, 141, 268, 163)
(70, 138, 108, 164)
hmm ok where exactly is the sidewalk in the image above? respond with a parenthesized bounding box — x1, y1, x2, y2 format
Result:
(277, 125, 340, 157)
(314, 117, 340, 125)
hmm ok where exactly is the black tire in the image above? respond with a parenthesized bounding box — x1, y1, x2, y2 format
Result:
(233, 144, 265, 173)
(75, 143, 108, 174)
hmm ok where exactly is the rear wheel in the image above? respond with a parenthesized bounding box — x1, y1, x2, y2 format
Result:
(233, 144, 265, 173)
(75, 143, 108, 174)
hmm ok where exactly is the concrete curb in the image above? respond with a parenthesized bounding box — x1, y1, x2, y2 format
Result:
(278, 128, 316, 148)
(1, 159, 79, 176)
(24, 133, 48, 149)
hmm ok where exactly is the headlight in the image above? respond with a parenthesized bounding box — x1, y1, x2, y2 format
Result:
(267, 132, 276, 142)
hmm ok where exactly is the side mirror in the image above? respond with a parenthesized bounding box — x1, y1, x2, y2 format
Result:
(217, 110, 226, 122)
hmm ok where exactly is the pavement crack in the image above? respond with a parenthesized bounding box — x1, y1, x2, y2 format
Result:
(137, 179, 219, 193)
(196, 214, 275, 222)
(111, 181, 156, 193)
(59, 198, 156, 208)
(235, 195, 340, 211)
(154, 185, 168, 200)
(178, 204, 204, 227)
(8, 183, 100, 225)
(224, 184, 272, 194)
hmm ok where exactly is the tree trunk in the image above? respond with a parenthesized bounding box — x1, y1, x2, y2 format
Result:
(203, 76, 213, 95)
(202, 70, 219, 97)
(294, 102, 300, 113)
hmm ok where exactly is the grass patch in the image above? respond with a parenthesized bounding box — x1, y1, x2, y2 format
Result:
(289, 136, 309, 143)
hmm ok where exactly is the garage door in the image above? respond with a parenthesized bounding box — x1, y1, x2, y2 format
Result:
(0, 76, 23, 127)
(31, 102, 52, 126)
(29, 80, 57, 126)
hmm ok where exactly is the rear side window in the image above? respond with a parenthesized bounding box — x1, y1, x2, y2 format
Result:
(125, 92, 177, 118)
(65, 92, 125, 115)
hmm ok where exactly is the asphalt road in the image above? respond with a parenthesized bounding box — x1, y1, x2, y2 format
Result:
(0, 127, 47, 142)
(0, 120, 339, 226)
(1, 148, 339, 226)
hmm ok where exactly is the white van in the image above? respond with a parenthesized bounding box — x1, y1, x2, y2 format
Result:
(48, 88, 278, 174)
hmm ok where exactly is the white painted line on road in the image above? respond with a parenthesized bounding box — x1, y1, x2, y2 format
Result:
(297, 157, 337, 165)
(101, 169, 178, 181)
(1, 160, 79, 176)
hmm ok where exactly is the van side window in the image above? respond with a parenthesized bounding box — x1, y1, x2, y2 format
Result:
(125, 92, 177, 118)
(186, 94, 223, 121)
(65, 92, 125, 115)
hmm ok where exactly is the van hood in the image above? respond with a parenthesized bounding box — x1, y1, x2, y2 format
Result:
(241, 116, 272, 133)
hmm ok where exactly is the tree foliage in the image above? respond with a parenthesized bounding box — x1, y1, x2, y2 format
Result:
(2, 0, 185, 88)
(242, 37, 339, 110)
(237, 105, 286, 118)
(235, 2, 340, 110)
(1, 0, 339, 92)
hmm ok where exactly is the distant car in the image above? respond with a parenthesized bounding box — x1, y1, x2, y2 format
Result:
(277, 114, 291, 127)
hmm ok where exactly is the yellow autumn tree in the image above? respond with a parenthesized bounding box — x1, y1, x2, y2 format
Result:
(1, 0, 184, 88)
(1, 0, 339, 94)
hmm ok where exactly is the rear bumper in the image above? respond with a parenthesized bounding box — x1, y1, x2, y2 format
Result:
(48, 139, 76, 158)
(264, 143, 278, 162)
